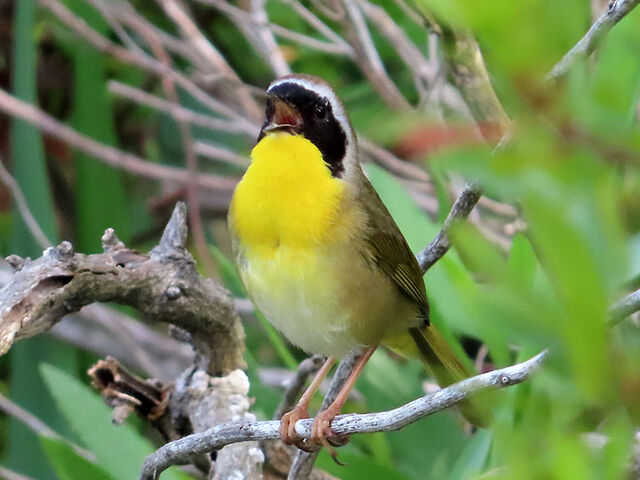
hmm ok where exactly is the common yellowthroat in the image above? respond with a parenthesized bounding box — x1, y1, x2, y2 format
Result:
(229, 74, 489, 451)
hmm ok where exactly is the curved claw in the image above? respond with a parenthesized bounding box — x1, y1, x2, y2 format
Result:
(310, 406, 350, 465)
(279, 405, 309, 445)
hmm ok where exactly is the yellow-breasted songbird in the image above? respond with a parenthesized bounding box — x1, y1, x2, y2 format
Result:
(228, 74, 490, 451)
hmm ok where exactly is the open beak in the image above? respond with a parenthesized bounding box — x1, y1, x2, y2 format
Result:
(263, 96, 302, 133)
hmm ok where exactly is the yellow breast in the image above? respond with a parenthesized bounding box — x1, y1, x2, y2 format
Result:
(230, 133, 345, 255)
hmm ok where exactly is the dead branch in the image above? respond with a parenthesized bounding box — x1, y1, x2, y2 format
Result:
(0, 202, 244, 374)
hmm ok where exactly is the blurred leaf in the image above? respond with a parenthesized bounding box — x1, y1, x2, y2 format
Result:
(316, 450, 410, 480)
(40, 436, 113, 480)
(447, 430, 492, 480)
(9, 0, 56, 257)
(6, 339, 78, 478)
(40, 364, 185, 480)
(507, 233, 537, 292)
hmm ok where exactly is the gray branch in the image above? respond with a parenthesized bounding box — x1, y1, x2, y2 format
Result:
(288, 353, 361, 479)
(417, 184, 482, 274)
(139, 351, 548, 479)
(0, 201, 244, 374)
(609, 288, 640, 324)
(547, 0, 640, 81)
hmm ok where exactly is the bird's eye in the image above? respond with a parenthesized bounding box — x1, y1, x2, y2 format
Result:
(315, 103, 328, 120)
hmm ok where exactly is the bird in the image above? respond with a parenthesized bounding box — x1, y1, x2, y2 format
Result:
(228, 73, 490, 455)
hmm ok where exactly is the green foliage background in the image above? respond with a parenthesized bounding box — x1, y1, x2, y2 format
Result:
(1, 0, 640, 479)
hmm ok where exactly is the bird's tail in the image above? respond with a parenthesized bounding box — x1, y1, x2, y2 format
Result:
(407, 326, 492, 428)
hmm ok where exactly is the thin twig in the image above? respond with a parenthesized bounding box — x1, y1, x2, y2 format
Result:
(90, 0, 204, 68)
(194, 142, 249, 168)
(359, 137, 432, 184)
(358, 0, 434, 97)
(107, 81, 255, 137)
(273, 355, 326, 420)
(134, 9, 217, 278)
(197, 0, 354, 57)
(0, 392, 95, 461)
(156, 0, 261, 120)
(341, 0, 410, 110)
(40, 0, 257, 131)
(0, 466, 36, 480)
(0, 159, 52, 249)
(417, 184, 482, 274)
(281, 0, 352, 49)
(139, 351, 548, 479)
(547, 0, 640, 80)
(609, 288, 640, 325)
(0, 88, 237, 192)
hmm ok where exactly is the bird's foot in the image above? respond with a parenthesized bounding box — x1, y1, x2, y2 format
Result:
(311, 405, 350, 465)
(279, 405, 309, 446)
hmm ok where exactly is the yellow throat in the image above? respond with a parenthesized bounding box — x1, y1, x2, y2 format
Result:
(230, 133, 345, 254)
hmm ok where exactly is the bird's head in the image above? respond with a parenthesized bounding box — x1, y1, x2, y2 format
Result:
(258, 74, 357, 178)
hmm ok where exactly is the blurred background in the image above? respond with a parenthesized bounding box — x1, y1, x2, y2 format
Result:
(1, 0, 640, 478)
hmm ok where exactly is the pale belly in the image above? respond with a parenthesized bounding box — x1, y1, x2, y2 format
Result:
(239, 243, 404, 357)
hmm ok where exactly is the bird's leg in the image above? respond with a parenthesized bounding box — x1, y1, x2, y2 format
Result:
(311, 346, 377, 460)
(279, 356, 335, 445)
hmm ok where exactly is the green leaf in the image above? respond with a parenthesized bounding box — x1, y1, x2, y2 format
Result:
(40, 364, 185, 480)
(447, 430, 492, 480)
(9, 0, 57, 257)
(40, 436, 113, 480)
(507, 233, 537, 292)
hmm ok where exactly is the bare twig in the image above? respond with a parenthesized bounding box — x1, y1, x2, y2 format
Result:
(133, 12, 216, 278)
(417, 184, 482, 274)
(0, 88, 238, 192)
(273, 355, 325, 420)
(139, 351, 548, 479)
(609, 288, 640, 325)
(40, 0, 258, 131)
(0, 392, 94, 461)
(547, 0, 640, 81)
(358, 0, 434, 97)
(156, 0, 261, 120)
(0, 159, 52, 249)
(359, 137, 431, 184)
(341, 0, 410, 110)
(50, 305, 193, 380)
(194, 141, 250, 168)
(107, 81, 255, 137)
(0, 467, 36, 480)
(197, 0, 354, 57)
(280, 0, 352, 50)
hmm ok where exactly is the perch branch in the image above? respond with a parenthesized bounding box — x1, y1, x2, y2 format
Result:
(139, 351, 548, 479)
(547, 0, 640, 80)
(288, 353, 361, 479)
